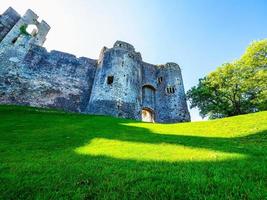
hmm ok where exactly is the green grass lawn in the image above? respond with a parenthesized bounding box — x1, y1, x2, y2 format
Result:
(0, 105, 266, 199)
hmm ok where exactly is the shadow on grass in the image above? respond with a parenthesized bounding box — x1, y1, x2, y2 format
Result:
(73, 118, 267, 160)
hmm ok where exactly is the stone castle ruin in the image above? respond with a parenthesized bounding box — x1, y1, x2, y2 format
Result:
(0, 7, 190, 123)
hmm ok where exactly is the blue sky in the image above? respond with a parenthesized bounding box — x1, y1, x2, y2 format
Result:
(1, 0, 267, 120)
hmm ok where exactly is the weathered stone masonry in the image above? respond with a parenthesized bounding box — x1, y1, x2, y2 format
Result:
(0, 7, 190, 123)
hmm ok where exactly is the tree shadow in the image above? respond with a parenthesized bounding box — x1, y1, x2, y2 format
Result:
(73, 117, 267, 160)
(69, 118, 267, 198)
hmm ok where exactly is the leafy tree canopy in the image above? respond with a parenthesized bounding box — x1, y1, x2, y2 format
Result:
(187, 39, 267, 119)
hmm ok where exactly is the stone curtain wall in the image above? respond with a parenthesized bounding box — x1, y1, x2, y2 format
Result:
(0, 44, 97, 112)
(0, 7, 190, 123)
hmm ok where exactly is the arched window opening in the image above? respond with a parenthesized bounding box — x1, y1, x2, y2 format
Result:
(142, 85, 156, 110)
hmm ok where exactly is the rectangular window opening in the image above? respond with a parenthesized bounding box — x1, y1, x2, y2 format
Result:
(166, 86, 175, 94)
(107, 76, 114, 85)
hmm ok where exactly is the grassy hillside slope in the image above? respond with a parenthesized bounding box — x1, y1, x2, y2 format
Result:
(0, 105, 266, 199)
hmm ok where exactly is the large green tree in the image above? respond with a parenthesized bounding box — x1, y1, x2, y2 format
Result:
(187, 39, 267, 119)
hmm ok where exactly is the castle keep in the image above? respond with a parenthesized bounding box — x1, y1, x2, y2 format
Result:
(0, 7, 190, 123)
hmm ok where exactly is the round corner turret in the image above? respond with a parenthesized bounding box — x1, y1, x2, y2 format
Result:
(113, 40, 135, 51)
(165, 62, 181, 71)
(112, 41, 142, 61)
(87, 40, 143, 120)
(154, 62, 190, 123)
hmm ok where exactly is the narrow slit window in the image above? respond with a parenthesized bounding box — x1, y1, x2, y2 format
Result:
(107, 76, 114, 85)
(166, 86, 175, 94)
(166, 87, 169, 94)
(158, 77, 163, 84)
(12, 37, 18, 44)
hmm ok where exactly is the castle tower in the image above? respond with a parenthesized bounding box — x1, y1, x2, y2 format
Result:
(86, 41, 142, 120)
(0, 8, 50, 56)
(155, 63, 190, 123)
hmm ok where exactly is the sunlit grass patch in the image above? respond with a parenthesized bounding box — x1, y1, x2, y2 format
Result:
(75, 138, 247, 162)
(124, 111, 267, 138)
